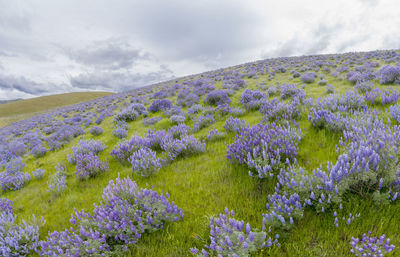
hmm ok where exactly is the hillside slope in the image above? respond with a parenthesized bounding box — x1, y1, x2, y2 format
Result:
(0, 91, 113, 127)
(1, 50, 400, 257)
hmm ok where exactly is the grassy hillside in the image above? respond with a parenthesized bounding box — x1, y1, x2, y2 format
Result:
(0, 91, 113, 127)
(1, 50, 400, 257)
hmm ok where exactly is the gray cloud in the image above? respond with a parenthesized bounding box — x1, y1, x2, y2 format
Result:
(305, 24, 342, 54)
(69, 67, 173, 92)
(0, 1, 31, 32)
(0, 0, 399, 100)
(262, 23, 342, 58)
(66, 38, 150, 70)
(124, 0, 263, 64)
(0, 73, 55, 95)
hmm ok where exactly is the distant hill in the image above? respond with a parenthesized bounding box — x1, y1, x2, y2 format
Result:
(0, 98, 22, 104)
(0, 91, 113, 127)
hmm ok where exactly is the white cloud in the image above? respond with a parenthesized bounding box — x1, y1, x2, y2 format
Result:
(0, 0, 399, 99)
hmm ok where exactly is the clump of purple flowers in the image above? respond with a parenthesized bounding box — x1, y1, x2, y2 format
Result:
(164, 105, 185, 118)
(41, 176, 183, 255)
(326, 84, 335, 94)
(188, 104, 204, 116)
(148, 99, 173, 113)
(47, 164, 67, 196)
(381, 87, 400, 105)
(350, 231, 395, 256)
(300, 72, 318, 83)
(224, 117, 248, 134)
(170, 114, 186, 125)
(190, 208, 276, 257)
(379, 65, 400, 84)
(227, 122, 301, 178)
(161, 135, 206, 161)
(31, 144, 47, 158)
(192, 114, 216, 132)
(89, 126, 103, 136)
(114, 106, 139, 122)
(169, 124, 190, 139)
(143, 116, 162, 126)
(33, 168, 45, 180)
(354, 80, 373, 93)
(0, 210, 45, 256)
(308, 108, 350, 132)
(0, 157, 31, 191)
(389, 103, 400, 123)
(113, 123, 128, 139)
(279, 84, 304, 100)
(260, 98, 301, 121)
(240, 89, 266, 110)
(0, 198, 13, 213)
(75, 152, 109, 180)
(129, 148, 162, 177)
(204, 90, 231, 106)
(147, 129, 168, 150)
(177, 93, 200, 107)
(111, 136, 150, 164)
(67, 139, 106, 165)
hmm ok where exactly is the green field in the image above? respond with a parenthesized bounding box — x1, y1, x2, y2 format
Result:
(3, 55, 400, 257)
(0, 92, 113, 127)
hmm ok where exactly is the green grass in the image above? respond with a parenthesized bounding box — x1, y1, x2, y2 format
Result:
(4, 60, 400, 256)
(0, 91, 113, 127)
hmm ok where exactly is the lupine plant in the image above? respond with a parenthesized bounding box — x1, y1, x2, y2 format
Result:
(0, 211, 45, 256)
(204, 90, 231, 106)
(350, 231, 395, 256)
(47, 164, 67, 196)
(67, 139, 106, 165)
(240, 89, 266, 110)
(224, 117, 248, 134)
(143, 116, 162, 126)
(190, 208, 276, 257)
(300, 72, 317, 83)
(192, 114, 216, 132)
(170, 114, 186, 125)
(129, 148, 162, 177)
(111, 136, 150, 164)
(33, 168, 45, 180)
(75, 152, 109, 180)
(379, 65, 400, 84)
(31, 144, 47, 158)
(40, 176, 184, 256)
(0, 198, 13, 213)
(227, 122, 301, 178)
(89, 126, 103, 136)
(0, 157, 31, 191)
(148, 99, 173, 113)
(161, 135, 206, 161)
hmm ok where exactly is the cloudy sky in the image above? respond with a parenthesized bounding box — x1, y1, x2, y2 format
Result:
(0, 0, 399, 100)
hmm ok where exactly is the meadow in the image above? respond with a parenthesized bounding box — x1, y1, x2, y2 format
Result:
(0, 92, 112, 127)
(1, 50, 400, 256)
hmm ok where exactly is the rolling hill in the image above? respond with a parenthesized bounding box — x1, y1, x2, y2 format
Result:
(1, 50, 400, 257)
(0, 91, 113, 127)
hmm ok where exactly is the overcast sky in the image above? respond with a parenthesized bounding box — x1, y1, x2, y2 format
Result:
(0, 0, 399, 100)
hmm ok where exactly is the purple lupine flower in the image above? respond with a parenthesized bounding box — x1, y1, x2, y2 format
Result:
(41, 176, 183, 255)
(191, 208, 275, 256)
(89, 126, 103, 136)
(350, 231, 395, 256)
(148, 99, 173, 113)
(129, 148, 162, 177)
(75, 152, 109, 180)
(204, 90, 231, 106)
